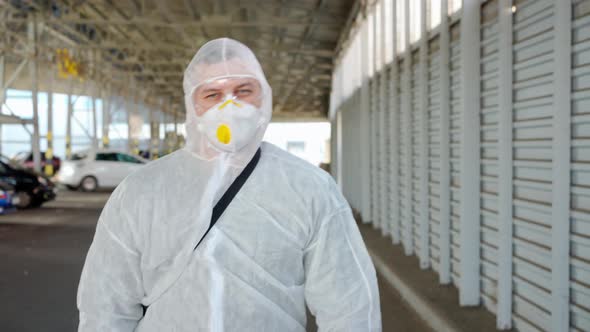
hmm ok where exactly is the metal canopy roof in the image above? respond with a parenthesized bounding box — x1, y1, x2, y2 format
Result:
(1, 0, 357, 120)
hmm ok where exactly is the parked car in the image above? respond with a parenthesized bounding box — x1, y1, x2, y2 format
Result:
(12, 151, 62, 172)
(0, 181, 18, 214)
(55, 150, 148, 192)
(0, 156, 57, 209)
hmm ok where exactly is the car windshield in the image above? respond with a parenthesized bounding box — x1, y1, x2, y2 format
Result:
(70, 152, 88, 161)
(117, 153, 143, 164)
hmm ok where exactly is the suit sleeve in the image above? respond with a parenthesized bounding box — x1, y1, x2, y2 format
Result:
(303, 206, 382, 331)
(77, 186, 144, 332)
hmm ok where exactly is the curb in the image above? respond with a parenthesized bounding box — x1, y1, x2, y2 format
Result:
(368, 248, 460, 332)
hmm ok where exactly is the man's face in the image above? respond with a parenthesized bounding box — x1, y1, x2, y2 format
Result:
(192, 77, 263, 116)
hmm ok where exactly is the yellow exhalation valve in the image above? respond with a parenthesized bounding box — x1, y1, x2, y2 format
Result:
(216, 124, 232, 144)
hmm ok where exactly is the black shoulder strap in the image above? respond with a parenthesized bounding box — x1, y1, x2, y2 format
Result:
(193, 147, 262, 250)
(143, 148, 262, 317)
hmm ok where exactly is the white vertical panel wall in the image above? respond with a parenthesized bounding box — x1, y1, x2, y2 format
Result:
(496, 0, 515, 328)
(552, 2, 573, 331)
(389, 62, 402, 244)
(479, 0, 500, 315)
(329, 0, 590, 330)
(437, 0, 452, 286)
(449, 21, 462, 289)
(400, 55, 413, 255)
(340, 90, 365, 213)
(369, 76, 380, 225)
(428, 34, 442, 274)
(571, 1, 590, 330)
(411, 49, 422, 257)
(380, 68, 391, 235)
(511, 0, 554, 330)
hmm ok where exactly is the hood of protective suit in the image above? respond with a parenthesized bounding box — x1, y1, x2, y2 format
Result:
(183, 38, 272, 167)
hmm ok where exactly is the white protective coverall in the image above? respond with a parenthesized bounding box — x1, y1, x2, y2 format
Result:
(77, 38, 381, 331)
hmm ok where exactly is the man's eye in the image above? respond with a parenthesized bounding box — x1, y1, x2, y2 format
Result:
(205, 93, 220, 99)
(237, 89, 252, 95)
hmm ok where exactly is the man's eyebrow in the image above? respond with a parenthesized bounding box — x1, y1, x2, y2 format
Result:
(235, 82, 254, 89)
(199, 87, 221, 94)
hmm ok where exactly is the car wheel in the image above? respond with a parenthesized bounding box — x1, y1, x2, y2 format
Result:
(15, 191, 33, 209)
(80, 176, 98, 192)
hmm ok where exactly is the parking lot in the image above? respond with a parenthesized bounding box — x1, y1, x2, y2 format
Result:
(0, 191, 107, 331)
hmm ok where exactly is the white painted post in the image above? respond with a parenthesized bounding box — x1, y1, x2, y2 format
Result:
(438, 0, 452, 285)
(390, 0, 401, 244)
(28, 16, 42, 173)
(133, 97, 140, 155)
(418, 0, 430, 270)
(173, 109, 179, 149)
(66, 81, 73, 159)
(459, 0, 481, 306)
(102, 84, 110, 149)
(150, 107, 155, 158)
(361, 11, 373, 223)
(46, 69, 54, 176)
(552, 1, 572, 331)
(371, 4, 379, 229)
(92, 86, 98, 149)
(126, 91, 133, 153)
(380, 1, 389, 235)
(403, 0, 413, 256)
(496, 0, 514, 329)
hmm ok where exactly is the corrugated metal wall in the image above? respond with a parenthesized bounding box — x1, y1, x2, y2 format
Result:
(338, 90, 365, 213)
(331, 0, 590, 330)
(449, 20, 462, 289)
(428, 34, 442, 273)
(479, 0, 500, 315)
(572, 1, 590, 330)
(400, 55, 413, 255)
(511, 0, 554, 330)
(381, 68, 392, 235)
(411, 49, 422, 257)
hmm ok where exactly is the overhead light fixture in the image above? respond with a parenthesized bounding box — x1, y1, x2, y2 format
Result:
(512, 5, 517, 13)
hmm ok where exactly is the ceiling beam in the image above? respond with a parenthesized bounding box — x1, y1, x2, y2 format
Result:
(2, 16, 344, 28)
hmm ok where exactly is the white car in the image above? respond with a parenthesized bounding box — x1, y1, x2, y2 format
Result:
(55, 150, 148, 192)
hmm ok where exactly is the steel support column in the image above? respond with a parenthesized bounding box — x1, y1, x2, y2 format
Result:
(45, 71, 54, 176)
(28, 16, 42, 172)
(102, 84, 110, 148)
(496, 0, 515, 328)
(459, 0, 482, 306)
(438, 0, 452, 286)
(360, 12, 372, 223)
(66, 81, 73, 159)
(389, 0, 400, 244)
(552, 1, 572, 331)
(92, 86, 98, 149)
(150, 107, 159, 160)
(418, 0, 430, 269)
(402, 0, 413, 255)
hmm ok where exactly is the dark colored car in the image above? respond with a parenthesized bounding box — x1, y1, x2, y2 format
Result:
(12, 151, 61, 173)
(0, 155, 57, 209)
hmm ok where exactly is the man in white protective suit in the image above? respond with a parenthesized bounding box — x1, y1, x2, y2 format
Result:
(77, 38, 382, 332)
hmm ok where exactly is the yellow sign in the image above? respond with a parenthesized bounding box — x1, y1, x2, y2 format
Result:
(56, 49, 84, 80)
